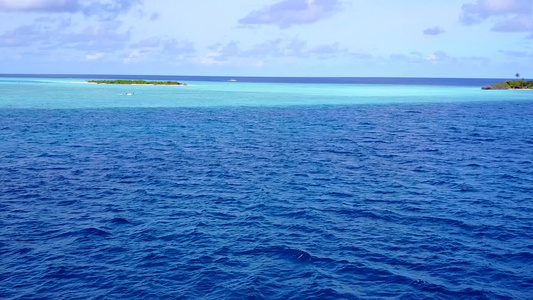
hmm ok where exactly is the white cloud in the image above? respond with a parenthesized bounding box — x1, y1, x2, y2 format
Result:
(193, 53, 231, 66)
(0, 0, 143, 19)
(460, 0, 533, 33)
(125, 37, 195, 65)
(310, 42, 349, 59)
(62, 21, 131, 50)
(162, 39, 195, 55)
(499, 50, 533, 57)
(0, 24, 44, 47)
(85, 52, 104, 61)
(427, 51, 452, 63)
(80, 0, 143, 20)
(0, 0, 79, 12)
(239, 0, 342, 29)
(196, 38, 364, 68)
(461, 0, 531, 24)
(123, 49, 149, 64)
(388, 51, 488, 66)
(423, 26, 445, 35)
(130, 37, 161, 48)
(389, 53, 425, 64)
(0, 18, 132, 53)
(492, 15, 533, 32)
(244, 38, 308, 57)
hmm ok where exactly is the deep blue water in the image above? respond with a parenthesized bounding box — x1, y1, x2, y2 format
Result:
(1, 77, 533, 299)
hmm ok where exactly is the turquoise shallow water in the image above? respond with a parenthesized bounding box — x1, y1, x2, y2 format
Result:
(1, 76, 532, 299)
(0, 77, 531, 108)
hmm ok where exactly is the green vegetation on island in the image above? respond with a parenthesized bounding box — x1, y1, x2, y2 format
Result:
(87, 79, 186, 85)
(482, 73, 532, 90)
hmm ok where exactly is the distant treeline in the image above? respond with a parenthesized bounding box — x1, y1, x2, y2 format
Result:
(482, 79, 533, 90)
(87, 80, 186, 85)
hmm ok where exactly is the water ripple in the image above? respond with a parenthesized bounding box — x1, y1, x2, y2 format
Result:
(1, 103, 532, 299)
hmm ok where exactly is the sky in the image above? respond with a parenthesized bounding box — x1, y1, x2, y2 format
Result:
(0, 0, 532, 78)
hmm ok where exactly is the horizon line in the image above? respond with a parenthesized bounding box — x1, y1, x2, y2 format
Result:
(0, 73, 513, 80)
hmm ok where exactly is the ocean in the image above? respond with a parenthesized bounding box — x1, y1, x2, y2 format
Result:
(1, 75, 532, 299)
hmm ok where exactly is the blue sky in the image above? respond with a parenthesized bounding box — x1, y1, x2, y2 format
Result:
(1, 0, 532, 78)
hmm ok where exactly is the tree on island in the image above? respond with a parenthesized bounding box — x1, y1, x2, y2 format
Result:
(87, 79, 186, 85)
(516, 73, 526, 88)
(512, 73, 525, 89)
(482, 73, 533, 89)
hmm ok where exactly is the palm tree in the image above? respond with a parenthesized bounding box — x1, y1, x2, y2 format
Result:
(514, 73, 526, 88)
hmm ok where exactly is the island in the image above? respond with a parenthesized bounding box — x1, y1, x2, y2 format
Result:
(482, 79, 532, 90)
(87, 79, 187, 86)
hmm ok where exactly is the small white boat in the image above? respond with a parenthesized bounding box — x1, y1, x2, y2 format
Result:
(228, 79, 237, 82)
(125, 92, 134, 96)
